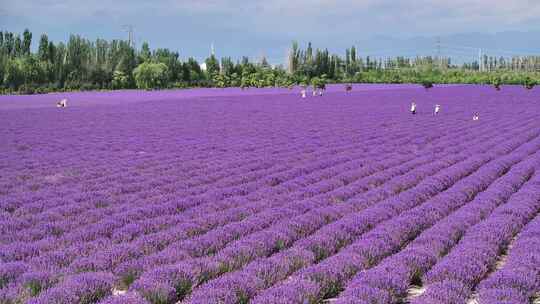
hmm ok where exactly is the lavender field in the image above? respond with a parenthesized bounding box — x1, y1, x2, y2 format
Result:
(1, 84, 540, 304)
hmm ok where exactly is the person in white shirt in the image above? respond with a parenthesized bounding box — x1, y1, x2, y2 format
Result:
(473, 112, 479, 121)
(301, 89, 307, 99)
(410, 102, 417, 115)
(57, 98, 67, 108)
(434, 104, 441, 115)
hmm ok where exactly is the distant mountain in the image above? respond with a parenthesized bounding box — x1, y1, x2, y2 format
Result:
(249, 31, 540, 66)
(353, 31, 540, 61)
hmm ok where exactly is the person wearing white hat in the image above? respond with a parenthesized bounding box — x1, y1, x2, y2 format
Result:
(410, 102, 417, 115)
(57, 98, 68, 108)
(434, 104, 441, 115)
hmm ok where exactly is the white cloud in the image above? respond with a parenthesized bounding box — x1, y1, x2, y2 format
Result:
(3, 0, 540, 39)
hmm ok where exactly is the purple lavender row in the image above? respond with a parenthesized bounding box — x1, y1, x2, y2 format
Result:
(177, 116, 516, 304)
(3, 127, 372, 227)
(243, 122, 536, 296)
(411, 158, 540, 304)
(0, 97, 424, 302)
(125, 115, 480, 260)
(99, 123, 474, 276)
(82, 120, 524, 304)
(0, 271, 115, 304)
(9, 156, 384, 290)
(2, 137, 367, 242)
(154, 124, 520, 301)
(3, 103, 422, 201)
(126, 141, 472, 301)
(1, 87, 536, 302)
(0, 152, 382, 294)
(250, 158, 520, 303)
(0, 111, 480, 238)
(56, 149, 371, 239)
(250, 129, 539, 304)
(0, 113, 478, 241)
(1, 105, 468, 227)
(1, 116, 524, 304)
(1, 138, 286, 214)
(333, 149, 540, 303)
(1, 143, 384, 260)
(96, 139, 448, 276)
(5, 121, 422, 245)
(7, 146, 420, 303)
(122, 153, 441, 291)
(476, 211, 540, 303)
(183, 147, 471, 303)
(10, 150, 408, 290)
(43, 148, 409, 270)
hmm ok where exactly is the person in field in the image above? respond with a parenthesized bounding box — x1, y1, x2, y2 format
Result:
(318, 83, 326, 96)
(57, 98, 68, 108)
(301, 89, 307, 99)
(434, 104, 441, 115)
(410, 102, 417, 115)
(473, 112, 479, 121)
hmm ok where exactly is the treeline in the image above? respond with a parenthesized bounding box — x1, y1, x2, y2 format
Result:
(0, 29, 538, 94)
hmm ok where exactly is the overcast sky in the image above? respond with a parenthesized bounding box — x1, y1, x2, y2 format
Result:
(2, 0, 540, 63)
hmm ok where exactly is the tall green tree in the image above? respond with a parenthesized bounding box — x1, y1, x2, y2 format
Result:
(21, 55, 45, 85)
(183, 57, 202, 82)
(3, 32, 14, 56)
(38, 34, 49, 62)
(205, 54, 220, 76)
(22, 29, 32, 55)
(4, 58, 24, 89)
(289, 41, 300, 74)
(133, 61, 168, 89)
(139, 42, 151, 63)
(14, 35, 22, 57)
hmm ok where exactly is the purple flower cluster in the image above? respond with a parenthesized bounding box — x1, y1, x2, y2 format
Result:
(333, 145, 540, 303)
(26, 272, 114, 304)
(141, 116, 508, 304)
(476, 212, 540, 303)
(1, 85, 539, 304)
(252, 128, 540, 304)
(412, 160, 540, 303)
(184, 139, 485, 302)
